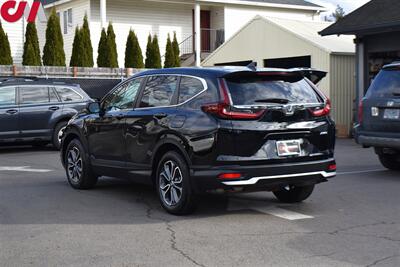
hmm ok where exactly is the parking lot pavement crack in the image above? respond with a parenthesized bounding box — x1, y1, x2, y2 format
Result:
(328, 221, 399, 235)
(165, 221, 206, 267)
(136, 197, 206, 267)
(365, 254, 399, 267)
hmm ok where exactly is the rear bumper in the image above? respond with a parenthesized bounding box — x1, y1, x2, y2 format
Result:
(190, 158, 336, 192)
(355, 128, 400, 149)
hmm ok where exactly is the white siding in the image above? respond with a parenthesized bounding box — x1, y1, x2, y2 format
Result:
(210, 6, 225, 30)
(41, 0, 91, 66)
(90, 0, 195, 67)
(224, 5, 318, 40)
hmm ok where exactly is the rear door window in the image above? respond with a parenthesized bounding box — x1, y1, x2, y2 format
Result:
(225, 75, 320, 105)
(366, 69, 400, 98)
(0, 87, 16, 106)
(139, 76, 178, 108)
(20, 86, 50, 104)
(56, 87, 83, 102)
(178, 77, 204, 104)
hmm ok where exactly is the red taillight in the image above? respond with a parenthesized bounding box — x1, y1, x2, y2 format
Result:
(311, 98, 331, 117)
(201, 79, 265, 120)
(358, 100, 363, 124)
(328, 164, 337, 171)
(218, 173, 242, 180)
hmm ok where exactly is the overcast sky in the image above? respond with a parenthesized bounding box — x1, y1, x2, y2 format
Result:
(308, 0, 370, 14)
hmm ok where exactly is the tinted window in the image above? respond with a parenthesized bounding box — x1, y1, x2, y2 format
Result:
(49, 88, 59, 102)
(139, 76, 178, 108)
(103, 78, 143, 111)
(178, 77, 204, 103)
(0, 87, 16, 106)
(366, 69, 400, 98)
(56, 87, 83, 102)
(226, 76, 320, 105)
(20, 87, 50, 104)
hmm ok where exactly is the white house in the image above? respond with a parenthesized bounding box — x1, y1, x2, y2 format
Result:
(35, 0, 326, 67)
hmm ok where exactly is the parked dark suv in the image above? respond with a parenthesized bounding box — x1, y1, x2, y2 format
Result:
(61, 67, 336, 215)
(0, 79, 92, 149)
(355, 62, 400, 170)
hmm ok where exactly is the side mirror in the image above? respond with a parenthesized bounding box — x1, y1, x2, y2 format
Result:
(87, 102, 101, 114)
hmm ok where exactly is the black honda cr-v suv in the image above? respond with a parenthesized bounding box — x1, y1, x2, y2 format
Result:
(61, 67, 336, 215)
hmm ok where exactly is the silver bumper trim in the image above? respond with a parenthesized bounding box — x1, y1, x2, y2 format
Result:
(222, 171, 336, 186)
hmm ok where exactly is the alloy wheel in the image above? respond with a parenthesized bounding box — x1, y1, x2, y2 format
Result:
(159, 160, 183, 206)
(67, 146, 83, 183)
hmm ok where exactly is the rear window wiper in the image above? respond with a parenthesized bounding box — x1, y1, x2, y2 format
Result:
(392, 92, 400, 97)
(254, 98, 289, 104)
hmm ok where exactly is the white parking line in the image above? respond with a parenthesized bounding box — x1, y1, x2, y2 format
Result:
(337, 169, 387, 176)
(0, 166, 52, 173)
(228, 199, 313, 220)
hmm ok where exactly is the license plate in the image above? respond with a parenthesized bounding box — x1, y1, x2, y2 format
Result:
(276, 140, 301, 157)
(383, 109, 400, 119)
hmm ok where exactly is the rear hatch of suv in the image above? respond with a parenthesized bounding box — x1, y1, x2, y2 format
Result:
(361, 66, 400, 134)
(202, 70, 335, 165)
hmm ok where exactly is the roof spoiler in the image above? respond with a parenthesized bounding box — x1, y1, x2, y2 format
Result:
(288, 68, 327, 84)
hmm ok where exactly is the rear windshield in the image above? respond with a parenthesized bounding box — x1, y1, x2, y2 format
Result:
(366, 69, 400, 98)
(225, 76, 321, 105)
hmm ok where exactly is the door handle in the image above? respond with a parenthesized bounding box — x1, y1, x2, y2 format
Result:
(154, 113, 167, 119)
(49, 106, 60, 111)
(5, 109, 18, 115)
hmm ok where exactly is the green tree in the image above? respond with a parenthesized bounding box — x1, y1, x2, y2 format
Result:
(22, 22, 41, 66)
(0, 22, 13, 65)
(332, 5, 345, 22)
(145, 34, 153, 68)
(106, 22, 118, 68)
(70, 27, 83, 67)
(81, 14, 94, 67)
(164, 34, 175, 68)
(152, 34, 162, 69)
(125, 30, 144, 68)
(172, 32, 180, 67)
(43, 8, 66, 66)
(97, 28, 108, 67)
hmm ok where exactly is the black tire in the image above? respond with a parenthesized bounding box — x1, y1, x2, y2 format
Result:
(378, 154, 400, 170)
(53, 121, 68, 150)
(156, 151, 196, 215)
(273, 184, 315, 203)
(64, 139, 98, 190)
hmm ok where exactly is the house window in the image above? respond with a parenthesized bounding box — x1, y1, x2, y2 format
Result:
(63, 11, 68, 34)
(62, 9, 73, 34)
(67, 9, 73, 27)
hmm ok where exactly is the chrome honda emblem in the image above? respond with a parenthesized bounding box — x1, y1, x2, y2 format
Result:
(387, 101, 395, 107)
(283, 105, 295, 116)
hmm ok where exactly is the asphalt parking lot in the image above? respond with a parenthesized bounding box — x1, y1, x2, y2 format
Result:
(0, 139, 399, 267)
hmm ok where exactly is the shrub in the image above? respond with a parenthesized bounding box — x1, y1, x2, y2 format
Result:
(145, 34, 153, 68)
(97, 28, 108, 67)
(125, 30, 144, 68)
(81, 14, 94, 67)
(0, 22, 13, 65)
(22, 22, 41, 66)
(70, 27, 83, 67)
(172, 32, 180, 67)
(152, 35, 162, 69)
(106, 22, 118, 68)
(164, 34, 175, 68)
(43, 8, 66, 66)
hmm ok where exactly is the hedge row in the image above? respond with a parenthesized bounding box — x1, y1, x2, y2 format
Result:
(0, 9, 181, 68)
